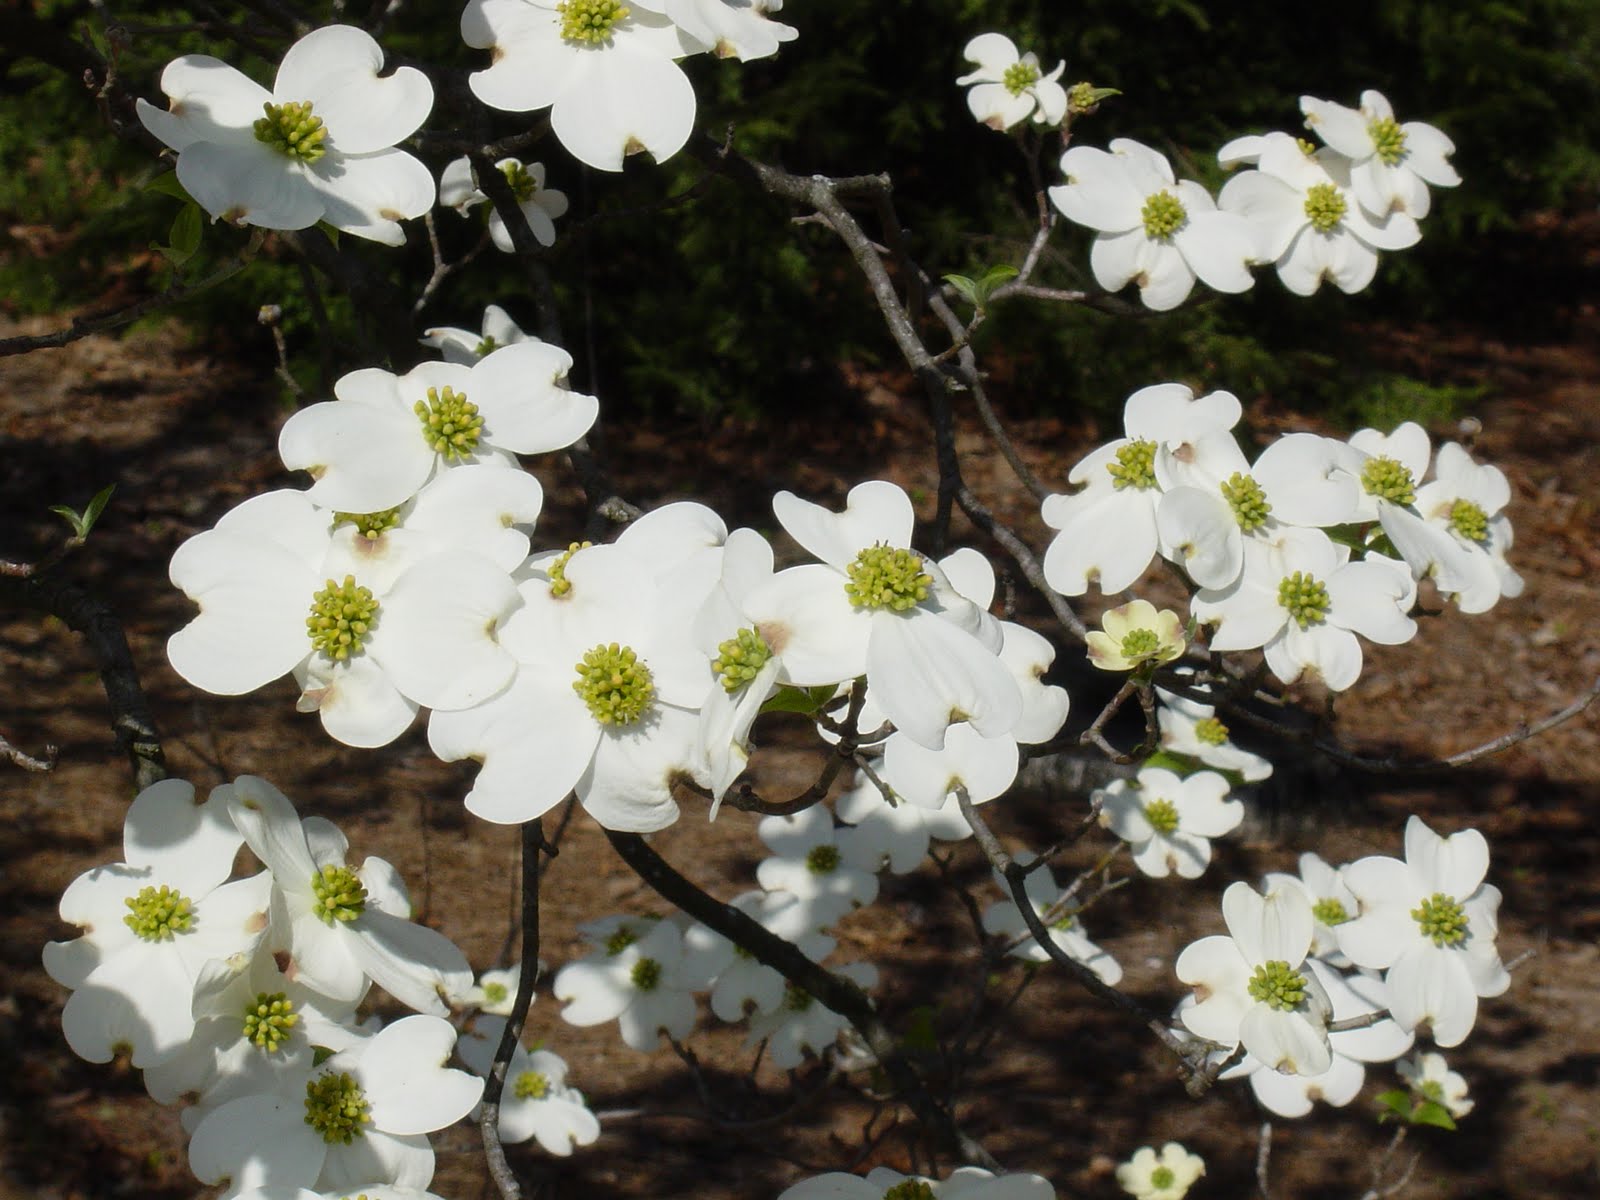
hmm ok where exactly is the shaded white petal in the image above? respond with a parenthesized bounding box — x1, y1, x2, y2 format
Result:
(307, 147, 435, 246)
(275, 25, 432, 155)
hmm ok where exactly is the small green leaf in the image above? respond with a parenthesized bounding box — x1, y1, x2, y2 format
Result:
(973, 263, 1019, 307)
(145, 171, 195, 203)
(169, 203, 203, 258)
(760, 685, 826, 716)
(49, 485, 116, 539)
(1375, 1088, 1412, 1124)
(943, 273, 979, 307)
(1411, 1100, 1458, 1131)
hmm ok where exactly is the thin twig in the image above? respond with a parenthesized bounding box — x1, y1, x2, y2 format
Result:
(1256, 1121, 1274, 1200)
(1, 732, 58, 772)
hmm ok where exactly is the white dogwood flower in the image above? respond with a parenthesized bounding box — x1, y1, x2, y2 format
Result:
(958, 33, 1068, 130)
(746, 962, 878, 1069)
(1117, 1143, 1205, 1200)
(420, 304, 537, 364)
(981, 857, 1122, 983)
(137, 25, 434, 243)
(1300, 90, 1460, 220)
(458, 1018, 601, 1153)
(1397, 1050, 1474, 1118)
(463, 0, 704, 171)
(1050, 138, 1255, 310)
(439, 155, 569, 250)
(553, 918, 698, 1051)
(1098, 767, 1242, 879)
(665, 0, 797, 61)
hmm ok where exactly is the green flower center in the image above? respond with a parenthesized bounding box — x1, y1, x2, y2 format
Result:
(1419, 1079, 1445, 1103)
(546, 541, 593, 597)
(1303, 181, 1347, 233)
(559, 0, 630, 44)
(513, 1070, 550, 1100)
(713, 627, 773, 692)
(242, 992, 298, 1053)
(122, 884, 193, 941)
(310, 863, 368, 924)
(845, 544, 932, 612)
(806, 844, 840, 874)
(631, 957, 662, 992)
(483, 981, 509, 1004)
(499, 160, 538, 202)
(1277, 570, 1330, 629)
(307, 575, 379, 661)
(1361, 455, 1417, 505)
(415, 385, 484, 462)
(1107, 438, 1157, 490)
(1247, 959, 1309, 1010)
(1048, 911, 1078, 933)
(1150, 1166, 1176, 1189)
(304, 1072, 371, 1144)
(1002, 61, 1040, 95)
(1141, 190, 1187, 240)
(1221, 471, 1272, 531)
(605, 928, 638, 955)
(1120, 627, 1161, 664)
(1313, 897, 1351, 926)
(882, 1184, 935, 1200)
(1449, 498, 1489, 543)
(1369, 116, 1408, 166)
(332, 508, 401, 540)
(474, 335, 501, 357)
(783, 982, 814, 1012)
(1412, 892, 1469, 946)
(1194, 716, 1229, 745)
(573, 642, 656, 725)
(254, 100, 327, 163)
(1143, 797, 1180, 835)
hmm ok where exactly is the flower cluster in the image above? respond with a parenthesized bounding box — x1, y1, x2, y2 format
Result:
(1041, 384, 1519, 691)
(44, 776, 489, 1194)
(1175, 817, 1501, 1116)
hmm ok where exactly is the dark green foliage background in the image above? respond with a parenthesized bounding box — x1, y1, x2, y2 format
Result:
(4, 0, 1597, 425)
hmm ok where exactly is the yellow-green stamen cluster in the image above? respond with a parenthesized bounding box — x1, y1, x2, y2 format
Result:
(1277, 570, 1330, 629)
(1361, 456, 1416, 505)
(1194, 716, 1230, 746)
(783, 982, 814, 1012)
(307, 576, 379, 661)
(483, 980, 510, 1005)
(513, 1070, 550, 1100)
(631, 958, 662, 992)
(499, 160, 537, 202)
(1119, 628, 1161, 664)
(559, 0, 630, 44)
(310, 863, 368, 924)
(883, 1183, 936, 1200)
(546, 541, 593, 597)
(713, 627, 773, 692)
(1221, 472, 1272, 531)
(254, 100, 327, 163)
(1247, 959, 1309, 1010)
(1411, 892, 1468, 946)
(844, 544, 932, 612)
(1107, 438, 1157, 489)
(573, 643, 656, 725)
(123, 884, 194, 941)
(1369, 116, 1407, 166)
(415, 385, 484, 462)
(1140, 190, 1187, 240)
(1150, 1167, 1176, 1190)
(474, 336, 501, 358)
(1296, 137, 1318, 157)
(1143, 797, 1180, 835)
(1449, 498, 1489, 543)
(1303, 181, 1347, 233)
(806, 844, 840, 875)
(1313, 897, 1351, 926)
(303, 1072, 371, 1144)
(605, 928, 638, 956)
(242, 992, 298, 1052)
(1002, 61, 1040, 95)
(1049, 911, 1078, 933)
(332, 508, 401, 540)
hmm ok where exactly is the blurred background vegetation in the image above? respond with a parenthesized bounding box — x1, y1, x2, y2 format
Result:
(4, 0, 1598, 429)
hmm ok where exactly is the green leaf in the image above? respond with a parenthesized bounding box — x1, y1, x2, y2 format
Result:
(144, 171, 195, 204)
(943, 273, 979, 308)
(315, 220, 341, 249)
(1411, 1101, 1458, 1131)
(974, 263, 1019, 306)
(48, 485, 115, 539)
(759, 685, 826, 716)
(168, 203, 203, 258)
(1375, 1089, 1413, 1124)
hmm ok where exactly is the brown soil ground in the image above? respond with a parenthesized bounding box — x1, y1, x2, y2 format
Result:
(2, 231, 1598, 1200)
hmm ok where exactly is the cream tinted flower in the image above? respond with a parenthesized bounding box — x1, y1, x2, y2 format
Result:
(1086, 598, 1185, 672)
(1117, 1143, 1204, 1200)
(136, 25, 434, 244)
